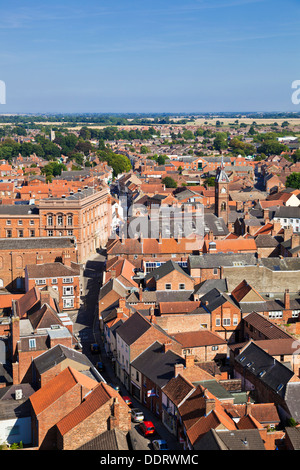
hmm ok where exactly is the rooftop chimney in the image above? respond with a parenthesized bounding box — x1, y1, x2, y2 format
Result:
(263, 208, 269, 224)
(284, 289, 290, 310)
(174, 363, 184, 377)
(185, 354, 195, 369)
(163, 341, 172, 353)
(291, 234, 300, 250)
(205, 397, 216, 415)
(284, 226, 293, 242)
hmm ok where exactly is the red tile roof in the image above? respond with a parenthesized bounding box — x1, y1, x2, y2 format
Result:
(56, 382, 127, 436)
(30, 367, 97, 416)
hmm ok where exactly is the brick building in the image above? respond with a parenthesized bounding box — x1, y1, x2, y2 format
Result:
(10, 287, 78, 384)
(0, 237, 77, 291)
(29, 366, 98, 449)
(144, 259, 195, 292)
(38, 186, 111, 262)
(199, 288, 242, 343)
(25, 261, 81, 311)
(130, 341, 185, 416)
(172, 330, 227, 363)
(0, 185, 111, 266)
(233, 341, 300, 423)
(56, 381, 131, 450)
(115, 311, 182, 391)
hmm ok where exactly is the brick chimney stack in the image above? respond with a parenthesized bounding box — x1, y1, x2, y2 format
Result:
(40, 290, 51, 306)
(185, 354, 195, 369)
(284, 289, 290, 310)
(174, 363, 184, 377)
(246, 396, 252, 415)
(163, 341, 172, 353)
(62, 251, 71, 267)
(284, 226, 293, 242)
(263, 208, 269, 224)
(291, 234, 300, 250)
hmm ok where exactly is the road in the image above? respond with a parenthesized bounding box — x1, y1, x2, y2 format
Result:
(69, 251, 182, 451)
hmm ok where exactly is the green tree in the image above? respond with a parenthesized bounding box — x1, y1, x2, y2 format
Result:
(140, 145, 150, 154)
(41, 162, 67, 178)
(286, 172, 300, 189)
(162, 176, 177, 188)
(257, 140, 288, 155)
(213, 133, 228, 152)
(204, 176, 216, 187)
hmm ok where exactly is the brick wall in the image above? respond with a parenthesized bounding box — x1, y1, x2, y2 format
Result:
(155, 312, 211, 335)
(130, 328, 182, 363)
(57, 397, 131, 450)
(0, 246, 77, 291)
(32, 383, 91, 450)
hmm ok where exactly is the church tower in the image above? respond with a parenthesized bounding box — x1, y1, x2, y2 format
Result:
(215, 156, 229, 226)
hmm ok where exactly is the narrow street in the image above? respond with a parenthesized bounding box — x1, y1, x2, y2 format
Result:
(69, 250, 182, 451)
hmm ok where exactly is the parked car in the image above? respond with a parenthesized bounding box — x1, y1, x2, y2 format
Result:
(139, 421, 156, 436)
(96, 361, 104, 372)
(152, 439, 169, 450)
(131, 408, 144, 423)
(90, 343, 100, 354)
(108, 383, 120, 392)
(122, 396, 132, 406)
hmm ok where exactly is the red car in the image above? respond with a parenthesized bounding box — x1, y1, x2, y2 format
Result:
(139, 421, 156, 436)
(122, 396, 132, 406)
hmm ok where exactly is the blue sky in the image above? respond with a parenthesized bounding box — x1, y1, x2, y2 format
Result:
(0, 0, 299, 113)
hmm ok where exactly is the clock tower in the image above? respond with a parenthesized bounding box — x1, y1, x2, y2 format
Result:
(215, 157, 229, 226)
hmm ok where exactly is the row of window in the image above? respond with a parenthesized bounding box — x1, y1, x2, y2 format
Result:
(47, 230, 73, 237)
(268, 310, 300, 319)
(47, 214, 73, 226)
(6, 219, 36, 226)
(6, 229, 35, 238)
(216, 317, 239, 326)
(165, 283, 186, 290)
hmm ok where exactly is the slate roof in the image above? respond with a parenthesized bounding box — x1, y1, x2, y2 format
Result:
(284, 382, 300, 423)
(77, 429, 129, 451)
(0, 384, 36, 420)
(259, 257, 300, 271)
(235, 341, 295, 398)
(194, 279, 228, 295)
(116, 312, 152, 345)
(144, 259, 192, 282)
(203, 213, 229, 236)
(200, 288, 237, 312)
(0, 204, 39, 215)
(33, 344, 93, 375)
(0, 237, 75, 251)
(285, 426, 300, 450)
(131, 341, 185, 389)
(274, 206, 300, 219)
(195, 428, 266, 450)
(188, 253, 257, 269)
(156, 290, 193, 303)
